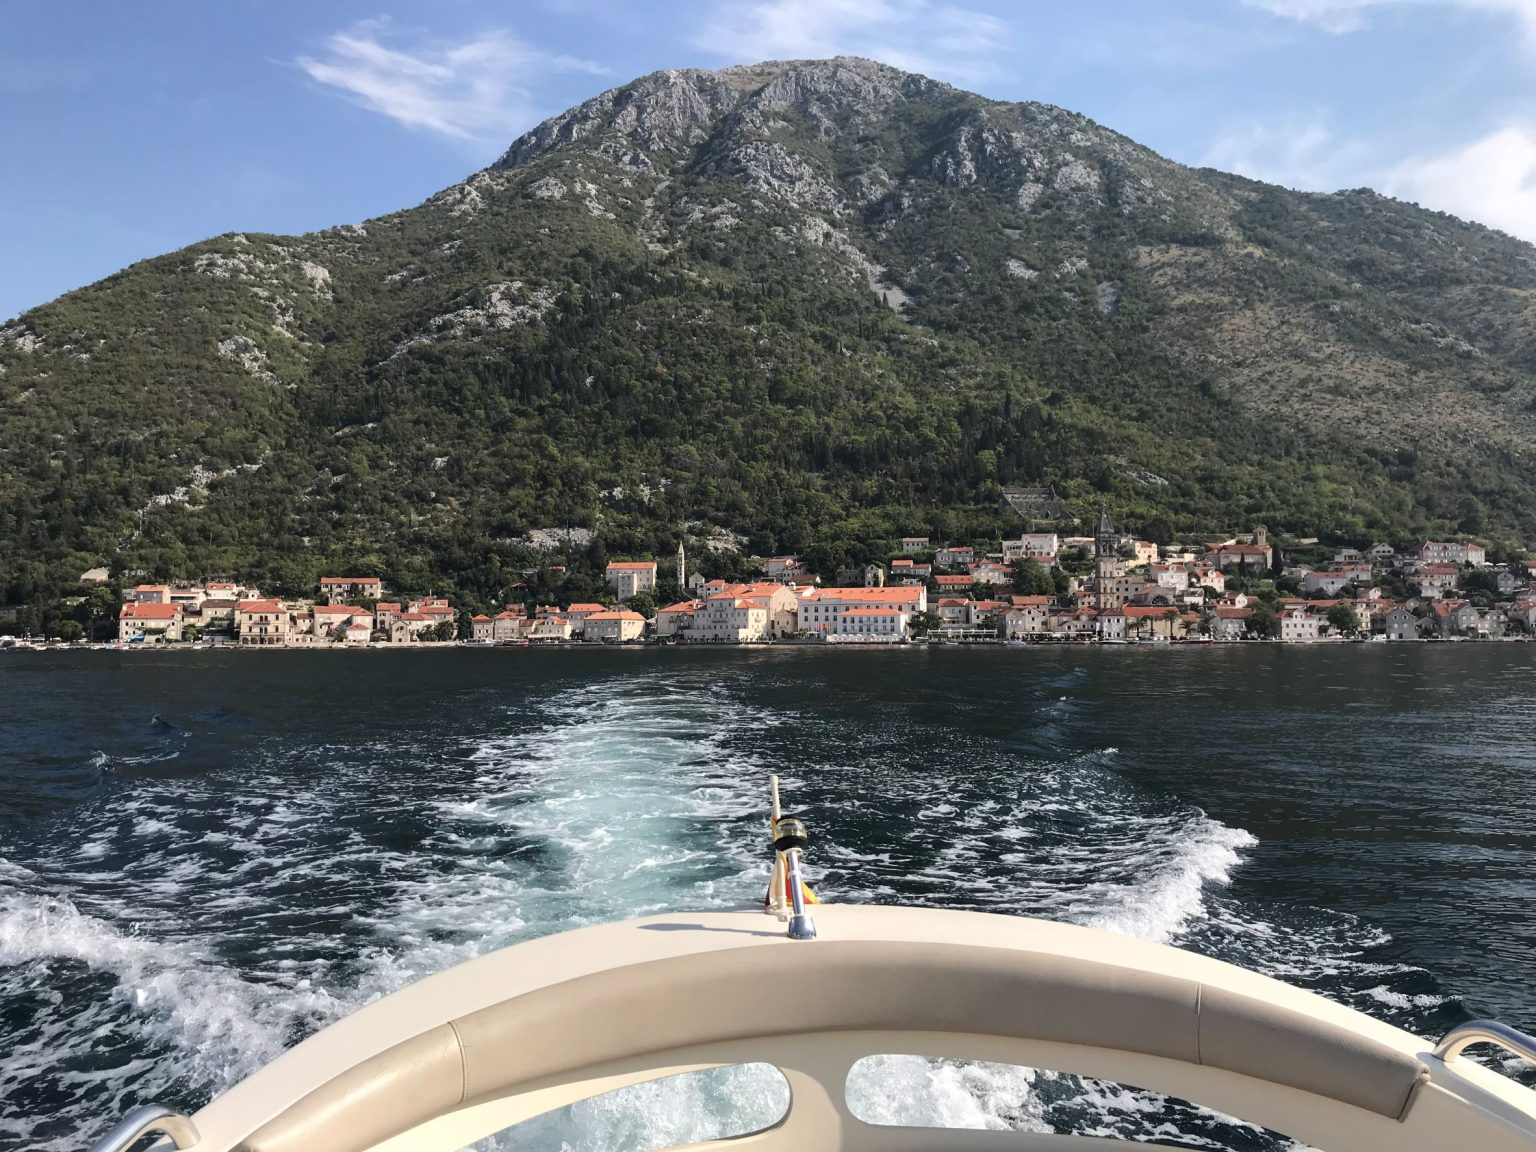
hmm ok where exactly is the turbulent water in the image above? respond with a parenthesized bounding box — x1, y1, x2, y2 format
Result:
(3, 646, 1535, 1150)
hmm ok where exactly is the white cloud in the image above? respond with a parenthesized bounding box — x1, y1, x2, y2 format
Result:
(1242, 0, 1536, 37)
(296, 20, 607, 143)
(1200, 114, 1367, 190)
(694, 0, 1012, 83)
(1202, 111, 1536, 243)
(1385, 124, 1536, 240)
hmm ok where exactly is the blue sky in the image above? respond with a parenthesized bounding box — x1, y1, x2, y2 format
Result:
(4, 0, 1535, 321)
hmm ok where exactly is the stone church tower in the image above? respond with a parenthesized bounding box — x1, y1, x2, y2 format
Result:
(1094, 503, 1123, 613)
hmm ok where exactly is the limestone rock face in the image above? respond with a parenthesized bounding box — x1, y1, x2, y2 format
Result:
(8, 54, 1536, 588)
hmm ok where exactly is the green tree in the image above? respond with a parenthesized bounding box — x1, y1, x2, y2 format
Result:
(1011, 558, 1054, 596)
(909, 610, 942, 637)
(1326, 603, 1360, 635)
(431, 621, 456, 642)
(53, 620, 83, 642)
(1249, 602, 1281, 639)
(625, 591, 657, 618)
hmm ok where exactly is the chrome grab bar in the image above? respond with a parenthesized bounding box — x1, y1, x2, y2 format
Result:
(1435, 1019, 1536, 1065)
(87, 1104, 199, 1152)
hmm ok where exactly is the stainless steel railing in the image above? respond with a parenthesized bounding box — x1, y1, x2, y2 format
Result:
(87, 1104, 199, 1152)
(1435, 1019, 1536, 1065)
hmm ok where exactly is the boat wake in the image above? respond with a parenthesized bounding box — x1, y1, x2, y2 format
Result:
(0, 668, 1444, 1152)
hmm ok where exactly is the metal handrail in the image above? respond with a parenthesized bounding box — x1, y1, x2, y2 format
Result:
(87, 1104, 199, 1152)
(1435, 1019, 1536, 1065)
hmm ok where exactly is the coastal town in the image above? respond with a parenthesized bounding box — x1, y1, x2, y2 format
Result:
(6, 509, 1533, 650)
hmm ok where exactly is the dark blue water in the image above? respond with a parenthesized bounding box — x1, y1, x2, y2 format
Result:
(2, 647, 1534, 1150)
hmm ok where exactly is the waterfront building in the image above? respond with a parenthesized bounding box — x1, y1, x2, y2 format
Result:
(582, 610, 646, 642)
(118, 602, 184, 643)
(797, 586, 925, 638)
(1279, 610, 1320, 643)
(1093, 505, 1125, 629)
(688, 583, 798, 642)
(236, 599, 289, 646)
(656, 600, 702, 637)
(1384, 606, 1419, 641)
(390, 612, 437, 643)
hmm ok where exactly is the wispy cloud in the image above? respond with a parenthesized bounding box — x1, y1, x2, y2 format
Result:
(1242, 0, 1536, 37)
(693, 0, 1013, 84)
(1200, 113, 1369, 190)
(1202, 110, 1536, 242)
(1385, 123, 1536, 240)
(296, 19, 608, 144)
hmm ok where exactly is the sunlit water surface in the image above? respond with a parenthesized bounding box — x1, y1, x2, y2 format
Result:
(3, 646, 1534, 1150)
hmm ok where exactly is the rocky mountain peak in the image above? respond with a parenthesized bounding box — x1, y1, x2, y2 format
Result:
(493, 56, 949, 175)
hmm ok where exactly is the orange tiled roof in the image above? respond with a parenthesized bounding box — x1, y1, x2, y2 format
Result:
(120, 602, 180, 619)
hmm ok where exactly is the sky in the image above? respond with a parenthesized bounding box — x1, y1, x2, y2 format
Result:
(3, 0, 1535, 320)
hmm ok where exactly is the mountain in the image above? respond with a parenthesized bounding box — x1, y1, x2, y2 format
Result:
(3, 56, 1534, 605)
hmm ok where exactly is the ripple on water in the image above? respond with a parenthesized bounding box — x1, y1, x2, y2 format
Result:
(0, 658, 1501, 1152)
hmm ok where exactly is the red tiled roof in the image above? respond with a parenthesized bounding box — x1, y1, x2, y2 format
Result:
(606, 561, 657, 571)
(237, 599, 283, 612)
(321, 576, 381, 585)
(587, 610, 646, 621)
(121, 602, 180, 619)
(805, 587, 923, 604)
(471, 614, 491, 622)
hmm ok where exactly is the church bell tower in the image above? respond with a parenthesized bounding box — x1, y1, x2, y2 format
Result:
(1094, 503, 1119, 623)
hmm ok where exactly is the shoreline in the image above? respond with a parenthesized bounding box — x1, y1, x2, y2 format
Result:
(4, 636, 1531, 654)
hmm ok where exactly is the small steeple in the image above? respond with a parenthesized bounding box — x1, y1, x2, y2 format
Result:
(1095, 503, 1115, 555)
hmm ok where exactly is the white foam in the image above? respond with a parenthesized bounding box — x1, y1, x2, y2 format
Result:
(1084, 817, 1257, 943)
(0, 891, 347, 1098)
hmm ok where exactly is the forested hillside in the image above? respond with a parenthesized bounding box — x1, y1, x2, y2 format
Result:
(3, 56, 1534, 607)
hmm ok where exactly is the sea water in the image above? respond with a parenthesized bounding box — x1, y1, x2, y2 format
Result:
(3, 645, 1534, 1150)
